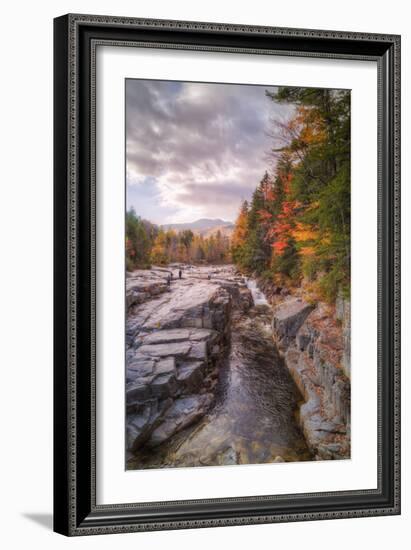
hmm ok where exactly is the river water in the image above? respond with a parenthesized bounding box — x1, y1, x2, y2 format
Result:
(135, 278, 312, 468)
(246, 278, 270, 306)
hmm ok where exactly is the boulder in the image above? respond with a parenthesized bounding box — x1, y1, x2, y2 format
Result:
(177, 362, 205, 393)
(127, 358, 155, 376)
(146, 394, 213, 447)
(126, 398, 173, 451)
(188, 340, 207, 361)
(272, 298, 314, 350)
(150, 372, 178, 399)
(153, 357, 176, 376)
(126, 382, 150, 404)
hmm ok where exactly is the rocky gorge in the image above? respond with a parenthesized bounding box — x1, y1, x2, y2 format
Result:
(125, 264, 350, 468)
(271, 295, 351, 460)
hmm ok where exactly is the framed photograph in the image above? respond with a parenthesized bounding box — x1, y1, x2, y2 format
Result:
(53, 14, 400, 536)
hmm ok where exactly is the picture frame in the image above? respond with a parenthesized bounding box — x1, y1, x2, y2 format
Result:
(53, 13, 401, 536)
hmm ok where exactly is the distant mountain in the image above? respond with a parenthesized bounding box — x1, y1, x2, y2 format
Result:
(201, 224, 234, 239)
(162, 218, 234, 236)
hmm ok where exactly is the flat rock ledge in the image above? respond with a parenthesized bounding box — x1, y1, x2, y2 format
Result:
(126, 327, 223, 453)
(272, 297, 351, 460)
(126, 268, 171, 311)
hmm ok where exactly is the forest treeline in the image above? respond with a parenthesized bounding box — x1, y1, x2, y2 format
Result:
(126, 209, 230, 270)
(231, 87, 350, 302)
(126, 86, 350, 303)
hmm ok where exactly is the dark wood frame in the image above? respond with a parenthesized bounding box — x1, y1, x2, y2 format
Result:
(53, 13, 401, 536)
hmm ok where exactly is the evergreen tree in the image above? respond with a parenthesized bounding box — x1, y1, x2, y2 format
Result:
(242, 173, 273, 272)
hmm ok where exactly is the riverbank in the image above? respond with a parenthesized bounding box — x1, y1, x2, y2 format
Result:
(256, 275, 351, 460)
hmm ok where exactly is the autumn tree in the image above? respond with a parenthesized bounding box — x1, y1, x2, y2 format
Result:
(237, 173, 273, 272)
(230, 87, 350, 301)
(268, 87, 351, 298)
(150, 230, 169, 265)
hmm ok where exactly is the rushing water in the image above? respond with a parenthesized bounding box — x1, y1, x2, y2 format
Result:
(246, 278, 270, 306)
(134, 281, 312, 468)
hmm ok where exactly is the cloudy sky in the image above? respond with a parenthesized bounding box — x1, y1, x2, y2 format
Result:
(126, 79, 293, 224)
